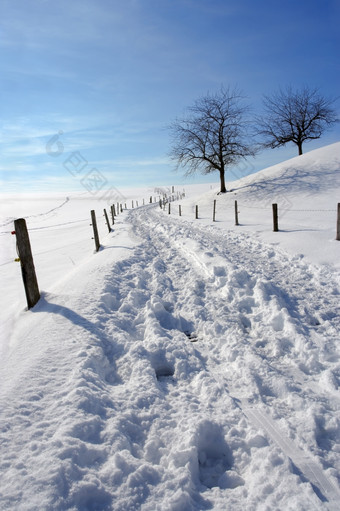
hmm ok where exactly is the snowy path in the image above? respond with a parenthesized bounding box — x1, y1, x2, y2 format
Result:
(128, 205, 340, 509)
(1, 203, 340, 510)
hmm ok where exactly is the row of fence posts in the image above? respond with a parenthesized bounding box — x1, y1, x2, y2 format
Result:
(165, 199, 340, 238)
(93, 192, 185, 253)
(11, 193, 174, 310)
(165, 199, 271, 227)
(11, 205, 122, 310)
(90, 197, 161, 253)
(11, 197, 340, 310)
(90, 201, 128, 253)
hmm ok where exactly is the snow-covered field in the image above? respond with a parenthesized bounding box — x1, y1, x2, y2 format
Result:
(1, 142, 340, 510)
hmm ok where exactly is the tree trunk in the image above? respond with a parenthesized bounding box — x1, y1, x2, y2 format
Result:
(298, 141, 303, 155)
(219, 168, 227, 193)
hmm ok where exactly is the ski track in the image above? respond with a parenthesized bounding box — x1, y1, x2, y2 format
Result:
(1, 204, 340, 510)
(130, 206, 340, 510)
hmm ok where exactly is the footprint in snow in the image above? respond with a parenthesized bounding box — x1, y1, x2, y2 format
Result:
(155, 364, 175, 381)
(155, 365, 176, 390)
(185, 331, 198, 342)
(195, 421, 244, 490)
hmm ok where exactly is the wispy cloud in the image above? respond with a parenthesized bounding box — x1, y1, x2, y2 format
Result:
(0, 163, 40, 173)
(1, 0, 339, 194)
(91, 157, 170, 167)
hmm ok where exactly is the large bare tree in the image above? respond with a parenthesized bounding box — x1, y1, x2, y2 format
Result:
(257, 86, 338, 155)
(168, 87, 255, 193)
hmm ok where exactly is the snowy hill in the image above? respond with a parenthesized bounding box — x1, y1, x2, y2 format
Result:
(1, 143, 340, 510)
(179, 141, 340, 269)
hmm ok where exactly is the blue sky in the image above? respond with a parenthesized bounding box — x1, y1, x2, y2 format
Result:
(0, 0, 339, 194)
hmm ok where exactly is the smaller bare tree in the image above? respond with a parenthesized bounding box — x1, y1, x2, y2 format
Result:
(257, 86, 338, 155)
(168, 86, 255, 193)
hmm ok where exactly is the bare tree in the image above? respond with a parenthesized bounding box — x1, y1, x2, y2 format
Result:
(168, 86, 255, 193)
(257, 86, 338, 155)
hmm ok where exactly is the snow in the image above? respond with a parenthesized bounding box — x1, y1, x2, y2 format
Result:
(1, 142, 340, 510)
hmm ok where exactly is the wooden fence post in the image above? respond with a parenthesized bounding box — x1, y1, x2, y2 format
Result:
(120, 204, 123, 213)
(235, 200, 239, 226)
(272, 203, 279, 232)
(111, 205, 115, 225)
(337, 203, 340, 241)
(103, 209, 111, 233)
(91, 210, 100, 252)
(13, 218, 40, 309)
(168, 203, 171, 214)
(150, 196, 152, 203)
(213, 199, 216, 222)
(179, 205, 182, 216)
(195, 205, 198, 219)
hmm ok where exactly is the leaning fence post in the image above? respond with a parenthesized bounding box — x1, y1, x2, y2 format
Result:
(213, 199, 216, 222)
(336, 203, 340, 240)
(272, 203, 279, 232)
(235, 200, 239, 226)
(91, 210, 100, 252)
(13, 218, 40, 309)
(103, 209, 111, 233)
(111, 205, 115, 225)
